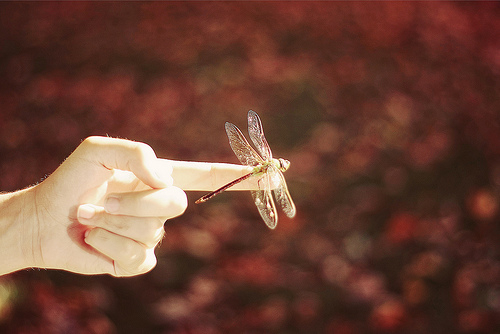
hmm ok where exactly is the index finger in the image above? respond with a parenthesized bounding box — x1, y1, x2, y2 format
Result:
(77, 136, 170, 189)
(156, 159, 258, 191)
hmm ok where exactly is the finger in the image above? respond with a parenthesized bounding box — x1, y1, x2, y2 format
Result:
(79, 136, 172, 189)
(77, 204, 165, 248)
(159, 159, 259, 191)
(84, 228, 157, 276)
(104, 186, 187, 217)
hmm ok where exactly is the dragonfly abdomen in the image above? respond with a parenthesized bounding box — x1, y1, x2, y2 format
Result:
(195, 171, 254, 203)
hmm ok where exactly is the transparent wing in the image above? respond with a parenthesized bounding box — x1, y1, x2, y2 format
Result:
(271, 167, 296, 218)
(248, 110, 273, 161)
(251, 188, 278, 229)
(225, 122, 264, 167)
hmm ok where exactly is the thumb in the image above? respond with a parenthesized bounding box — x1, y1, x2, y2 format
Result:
(78, 136, 172, 189)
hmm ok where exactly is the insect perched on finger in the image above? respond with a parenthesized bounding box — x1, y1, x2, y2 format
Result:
(196, 110, 296, 229)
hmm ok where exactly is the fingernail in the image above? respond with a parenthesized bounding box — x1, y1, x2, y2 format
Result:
(105, 196, 120, 213)
(78, 205, 96, 220)
(84, 229, 91, 240)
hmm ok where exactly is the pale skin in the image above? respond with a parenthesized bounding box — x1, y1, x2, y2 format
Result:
(0, 136, 255, 277)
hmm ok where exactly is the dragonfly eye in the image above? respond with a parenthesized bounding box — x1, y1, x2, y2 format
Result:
(278, 158, 290, 172)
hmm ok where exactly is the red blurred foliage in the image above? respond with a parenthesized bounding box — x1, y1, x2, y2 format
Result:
(385, 213, 419, 245)
(467, 188, 498, 222)
(219, 253, 280, 287)
(0, 2, 499, 333)
(369, 299, 408, 333)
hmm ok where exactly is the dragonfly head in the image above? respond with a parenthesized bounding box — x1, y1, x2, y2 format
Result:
(275, 158, 291, 172)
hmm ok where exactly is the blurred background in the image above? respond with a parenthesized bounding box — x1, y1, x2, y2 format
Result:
(0, 2, 499, 333)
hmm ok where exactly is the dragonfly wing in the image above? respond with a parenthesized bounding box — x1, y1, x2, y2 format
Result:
(272, 168, 297, 218)
(251, 189, 278, 229)
(248, 110, 273, 161)
(225, 122, 263, 166)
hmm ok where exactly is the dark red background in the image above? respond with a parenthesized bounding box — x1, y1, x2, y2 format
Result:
(0, 2, 499, 333)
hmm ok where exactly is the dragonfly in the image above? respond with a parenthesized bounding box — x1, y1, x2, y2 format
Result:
(195, 110, 296, 229)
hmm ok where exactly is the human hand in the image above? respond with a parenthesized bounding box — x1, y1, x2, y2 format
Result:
(0, 136, 254, 277)
(19, 136, 187, 277)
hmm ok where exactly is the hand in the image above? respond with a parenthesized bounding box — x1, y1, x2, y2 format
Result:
(0, 136, 255, 277)
(0, 137, 184, 276)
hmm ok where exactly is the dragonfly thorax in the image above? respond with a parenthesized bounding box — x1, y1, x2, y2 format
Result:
(273, 158, 291, 172)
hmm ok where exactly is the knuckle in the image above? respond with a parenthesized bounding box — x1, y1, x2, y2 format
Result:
(144, 250, 158, 270)
(120, 242, 147, 268)
(155, 216, 167, 229)
(90, 227, 108, 242)
(170, 187, 188, 214)
(146, 227, 165, 248)
(141, 220, 165, 248)
(81, 136, 102, 147)
(145, 217, 165, 230)
(134, 141, 156, 159)
(113, 243, 158, 277)
(105, 214, 127, 230)
(158, 187, 188, 217)
(137, 221, 161, 246)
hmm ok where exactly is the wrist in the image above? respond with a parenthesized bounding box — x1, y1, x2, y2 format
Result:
(0, 187, 38, 275)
